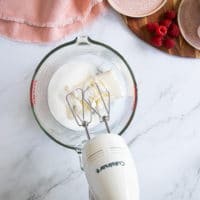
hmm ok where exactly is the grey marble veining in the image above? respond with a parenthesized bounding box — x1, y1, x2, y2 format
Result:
(0, 8, 200, 200)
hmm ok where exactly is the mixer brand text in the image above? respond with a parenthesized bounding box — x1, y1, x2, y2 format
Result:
(96, 161, 125, 173)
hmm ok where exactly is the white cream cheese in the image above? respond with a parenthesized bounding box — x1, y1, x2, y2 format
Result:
(48, 62, 123, 131)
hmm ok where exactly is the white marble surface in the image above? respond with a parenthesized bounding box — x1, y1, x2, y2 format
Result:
(0, 8, 200, 200)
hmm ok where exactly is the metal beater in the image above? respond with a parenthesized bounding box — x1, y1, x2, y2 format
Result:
(66, 82, 111, 140)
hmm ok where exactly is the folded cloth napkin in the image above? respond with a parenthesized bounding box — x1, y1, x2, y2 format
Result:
(0, 0, 106, 43)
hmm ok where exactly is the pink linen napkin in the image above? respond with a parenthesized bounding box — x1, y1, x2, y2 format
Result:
(0, 0, 106, 43)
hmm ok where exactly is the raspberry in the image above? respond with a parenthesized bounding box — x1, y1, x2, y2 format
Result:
(150, 36, 163, 47)
(168, 23, 180, 37)
(165, 10, 177, 20)
(164, 38, 175, 49)
(155, 25, 168, 36)
(160, 19, 172, 28)
(146, 22, 159, 33)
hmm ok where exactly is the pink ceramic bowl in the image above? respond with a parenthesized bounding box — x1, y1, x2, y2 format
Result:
(107, 0, 167, 18)
(178, 0, 200, 50)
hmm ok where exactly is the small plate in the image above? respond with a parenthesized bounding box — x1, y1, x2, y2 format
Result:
(107, 0, 167, 18)
(178, 0, 200, 50)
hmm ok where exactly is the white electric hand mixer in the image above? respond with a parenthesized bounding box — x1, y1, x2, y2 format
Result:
(66, 83, 139, 200)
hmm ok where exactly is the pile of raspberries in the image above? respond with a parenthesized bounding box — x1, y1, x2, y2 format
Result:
(146, 10, 180, 49)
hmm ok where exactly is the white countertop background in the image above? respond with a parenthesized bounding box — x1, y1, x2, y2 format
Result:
(0, 9, 200, 200)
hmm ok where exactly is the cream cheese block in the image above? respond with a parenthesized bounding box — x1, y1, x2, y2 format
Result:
(48, 62, 123, 130)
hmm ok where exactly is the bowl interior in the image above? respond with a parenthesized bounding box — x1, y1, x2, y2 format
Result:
(30, 37, 137, 151)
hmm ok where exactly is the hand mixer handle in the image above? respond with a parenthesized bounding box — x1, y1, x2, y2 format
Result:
(82, 134, 139, 200)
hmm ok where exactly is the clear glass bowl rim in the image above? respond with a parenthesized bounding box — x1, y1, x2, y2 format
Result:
(30, 36, 138, 151)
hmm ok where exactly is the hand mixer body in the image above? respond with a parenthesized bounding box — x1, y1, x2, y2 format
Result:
(82, 134, 139, 200)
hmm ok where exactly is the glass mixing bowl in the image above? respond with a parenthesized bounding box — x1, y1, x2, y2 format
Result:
(30, 36, 137, 152)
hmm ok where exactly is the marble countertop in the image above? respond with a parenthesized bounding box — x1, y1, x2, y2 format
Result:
(1, 9, 200, 200)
